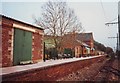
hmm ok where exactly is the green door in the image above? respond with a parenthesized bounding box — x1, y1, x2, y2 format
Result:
(13, 28, 32, 65)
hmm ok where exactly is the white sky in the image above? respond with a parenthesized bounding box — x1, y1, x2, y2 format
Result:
(1, 0, 119, 50)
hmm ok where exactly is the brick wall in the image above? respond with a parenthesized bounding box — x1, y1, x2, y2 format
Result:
(32, 29, 43, 63)
(62, 33, 76, 49)
(75, 46, 82, 57)
(2, 18, 13, 67)
(2, 56, 106, 81)
(0, 25, 2, 67)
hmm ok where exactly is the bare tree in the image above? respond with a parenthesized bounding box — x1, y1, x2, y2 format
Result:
(33, 1, 83, 52)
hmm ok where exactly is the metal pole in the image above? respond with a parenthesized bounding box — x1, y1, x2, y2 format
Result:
(117, 33, 119, 51)
(118, 15, 120, 57)
(43, 42, 46, 62)
(118, 15, 120, 53)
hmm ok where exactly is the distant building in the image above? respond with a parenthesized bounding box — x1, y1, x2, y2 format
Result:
(76, 32, 95, 55)
(74, 40, 91, 57)
(61, 32, 94, 57)
(1, 15, 44, 67)
(76, 33, 94, 48)
(44, 32, 95, 58)
(61, 33, 81, 57)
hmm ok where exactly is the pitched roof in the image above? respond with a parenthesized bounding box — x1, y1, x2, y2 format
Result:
(76, 40, 90, 47)
(62, 33, 90, 47)
(76, 32, 93, 41)
(1, 14, 44, 30)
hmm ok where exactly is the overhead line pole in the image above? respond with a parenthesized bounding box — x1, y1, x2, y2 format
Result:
(108, 33, 119, 54)
(105, 19, 120, 57)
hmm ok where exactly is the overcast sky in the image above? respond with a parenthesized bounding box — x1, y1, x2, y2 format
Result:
(1, 0, 119, 51)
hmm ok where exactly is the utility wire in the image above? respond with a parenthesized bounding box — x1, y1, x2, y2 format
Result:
(105, 17, 118, 25)
(108, 17, 118, 23)
(100, 0, 118, 25)
(100, 0, 106, 21)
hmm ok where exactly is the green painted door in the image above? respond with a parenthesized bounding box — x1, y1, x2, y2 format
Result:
(13, 28, 32, 65)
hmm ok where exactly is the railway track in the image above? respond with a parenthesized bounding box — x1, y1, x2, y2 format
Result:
(57, 56, 107, 81)
(93, 57, 119, 81)
(57, 56, 120, 82)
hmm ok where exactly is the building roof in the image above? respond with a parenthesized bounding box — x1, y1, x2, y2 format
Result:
(76, 33, 93, 42)
(62, 33, 90, 48)
(76, 40, 90, 48)
(1, 14, 44, 30)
